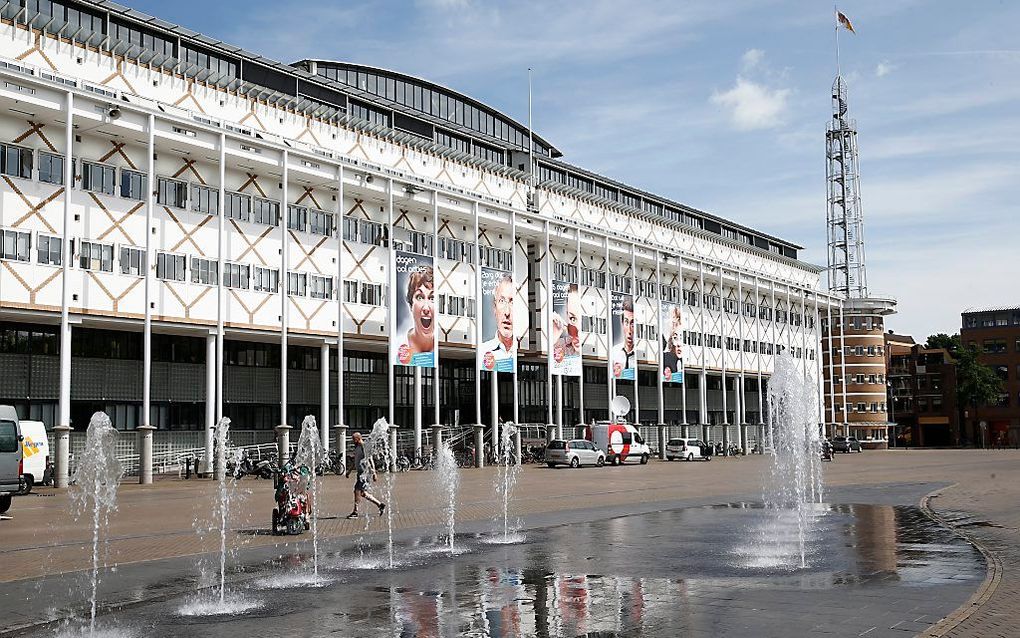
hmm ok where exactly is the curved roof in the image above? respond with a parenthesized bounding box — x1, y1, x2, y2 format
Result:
(296, 60, 561, 158)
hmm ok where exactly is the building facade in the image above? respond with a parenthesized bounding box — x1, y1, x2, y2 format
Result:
(885, 333, 959, 447)
(0, 0, 838, 475)
(960, 306, 1020, 447)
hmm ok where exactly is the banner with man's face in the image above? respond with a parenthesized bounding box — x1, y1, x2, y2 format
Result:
(392, 251, 435, 368)
(551, 280, 581, 376)
(611, 291, 635, 380)
(659, 302, 684, 383)
(479, 267, 515, 372)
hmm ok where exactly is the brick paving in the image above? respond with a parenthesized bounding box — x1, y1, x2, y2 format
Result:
(2, 449, 1019, 636)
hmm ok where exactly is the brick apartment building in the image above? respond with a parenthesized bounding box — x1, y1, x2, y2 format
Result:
(961, 306, 1020, 447)
(885, 332, 959, 447)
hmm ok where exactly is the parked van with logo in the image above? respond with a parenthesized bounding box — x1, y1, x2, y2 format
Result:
(586, 421, 651, 466)
(18, 420, 51, 493)
(665, 438, 711, 462)
(0, 405, 24, 515)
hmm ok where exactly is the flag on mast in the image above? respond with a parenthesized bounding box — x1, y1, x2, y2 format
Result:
(837, 11, 855, 33)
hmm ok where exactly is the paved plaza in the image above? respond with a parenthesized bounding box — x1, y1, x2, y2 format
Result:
(1, 449, 1018, 637)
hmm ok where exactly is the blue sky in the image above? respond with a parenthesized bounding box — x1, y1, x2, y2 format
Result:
(128, 0, 1019, 340)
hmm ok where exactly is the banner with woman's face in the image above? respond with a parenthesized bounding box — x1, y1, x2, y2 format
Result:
(660, 302, 684, 383)
(479, 267, 515, 372)
(392, 251, 435, 368)
(611, 291, 635, 380)
(551, 280, 581, 376)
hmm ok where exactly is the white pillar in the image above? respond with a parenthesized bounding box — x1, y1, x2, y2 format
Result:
(544, 221, 553, 428)
(697, 261, 706, 437)
(55, 90, 74, 489)
(720, 267, 728, 439)
(656, 250, 664, 428)
(472, 202, 482, 433)
(336, 166, 345, 444)
(604, 235, 613, 414)
(136, 425, 155, 484)
(575, 230, 584, 427)
(204, 333, 215, 474)
(142, 114, 155, 440)
(414, 367, 423, 455)
(556, 375, 563, 438)
(216, 132, 225, 424)
(320, 341, 330, 453)
(280, 150, 290, 429)
(491, 370, 500, 452)
(630, 245, 639, 427)
(838, 303, 849, 437)
(474, 424, 485, 468)
(511, 212, 520, 426)
(387, 179, 395, 427)
(699, 368, 708, 442)
(433, 193, 441, 435)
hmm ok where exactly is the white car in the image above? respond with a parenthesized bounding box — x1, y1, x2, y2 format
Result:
(665, 438, 710, 462)
(545, 439, 606, 468)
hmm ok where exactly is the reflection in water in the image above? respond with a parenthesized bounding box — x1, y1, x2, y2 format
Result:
(22, 504, 983, 638)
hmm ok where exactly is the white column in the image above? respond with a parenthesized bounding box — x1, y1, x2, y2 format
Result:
(656, 251, 664, 427)
(680, 256, 687, 432)
(630, 244, 639, 426)
(756, 276, 763, 427)
(544, 221, 553, 428)
(54, 90, 74, 489)
(604, 235, 613, 415)
(415, 367, 423, 453)
(814, 294, 825, 433)
(216, 132, 225, 425)
(336, 167, 345, 442)
(432, 193, 441, 434)
(511, 212, 519, 426)
(473, 202, 482, 432)
(719, 267, 728, 437)
(698, 260, 706, 435)
(320, 341, 329, 452)
(491, 366, 500, 449)
(142, 114, 155, 434)
(556, 375, 563, 436)
(204, 333, 215, 474)
(826, 301, 836, 434)
(575, 230, 583, 427)
(387, 179, 395, 427)
(280, 150, 289, 428)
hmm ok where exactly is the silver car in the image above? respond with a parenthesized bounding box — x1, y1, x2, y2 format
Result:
(545, 439, 605, 468)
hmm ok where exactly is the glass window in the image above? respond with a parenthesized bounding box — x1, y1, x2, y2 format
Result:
(287, 205, 307, 232)
(254, 266, 279, 293)
(253, 198, 279, 226)
(120, 246, 144, 276)
(190, 257, 218, 285)
(0, 143, 32, 179)
(224, 263, 249, 289)
(157, 177, 188, 208)
(156, 252, 186, 281)
(287, 272, 307, 296)
(309, 274, 333, 299)
(0, 420, 17, 453)
(191, 184, 218, 215)
(81, 161, 116, 195)
(38, 151, 64, 185)
(79, 240, 113, 272)
(309, 209, 334, 236)
(1, 229, 30, 262)
(37, 234, 61, 266)
(226, 192, 250, 222)
(120, 169, 147, 201)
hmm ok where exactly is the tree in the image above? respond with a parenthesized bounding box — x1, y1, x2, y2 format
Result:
(925, 333, 959, 352)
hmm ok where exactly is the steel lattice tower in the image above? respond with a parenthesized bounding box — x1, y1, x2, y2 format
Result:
(826, 75, 868, 299)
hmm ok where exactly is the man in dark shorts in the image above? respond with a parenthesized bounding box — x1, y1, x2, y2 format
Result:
(345, 432, 386, 519)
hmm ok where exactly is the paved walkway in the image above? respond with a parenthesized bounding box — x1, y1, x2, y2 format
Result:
(2, 449, 1018, 636)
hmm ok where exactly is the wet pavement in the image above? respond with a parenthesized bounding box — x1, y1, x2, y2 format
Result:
(10, 502, 983, 638)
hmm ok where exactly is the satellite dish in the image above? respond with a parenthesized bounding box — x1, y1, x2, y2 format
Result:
(611, 395, 631, 419)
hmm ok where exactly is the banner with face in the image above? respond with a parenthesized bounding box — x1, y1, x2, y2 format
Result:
(659, 302, 684, 383)
(479, 267, 516, 372)
(392, 251, 435, 368)
(551, 280, 581, 376)
(610, 291, 635, 380)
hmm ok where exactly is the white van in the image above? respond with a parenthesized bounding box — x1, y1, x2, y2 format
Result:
(18, 420, 51, 492)
(665, 438, 711, 462)
(585, 421, 651, 466)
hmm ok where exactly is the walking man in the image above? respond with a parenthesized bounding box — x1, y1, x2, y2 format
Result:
(345, 432, 386, 519)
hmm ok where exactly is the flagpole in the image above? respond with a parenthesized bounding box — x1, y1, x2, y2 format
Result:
(834, 4, 841, 76)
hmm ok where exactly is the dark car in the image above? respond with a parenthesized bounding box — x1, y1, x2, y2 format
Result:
(831, 436, 862, 453)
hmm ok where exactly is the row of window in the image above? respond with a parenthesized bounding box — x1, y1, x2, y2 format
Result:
(974, 338, 1020, 355)
(832, 373, 887, 386)
(833, 402, 888, 413)
(0, 142, 337, 236)
(832, 345, 886, 357)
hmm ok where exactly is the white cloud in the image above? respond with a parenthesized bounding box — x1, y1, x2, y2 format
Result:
(741, 48, 765, 70)
(875, 60, 895, 77)
(710, 78, 790, 130)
